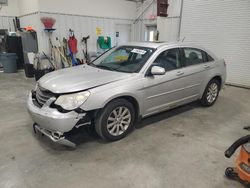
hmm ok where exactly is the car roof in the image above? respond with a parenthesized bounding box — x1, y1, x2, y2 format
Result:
(123, 41, 204, 50)
(123, 41, 179, 49)
(122, 41, 218, 59)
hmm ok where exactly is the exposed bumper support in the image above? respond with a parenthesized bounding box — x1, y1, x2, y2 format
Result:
(33, 123, 76, 148)
(27, 92, 93, 147)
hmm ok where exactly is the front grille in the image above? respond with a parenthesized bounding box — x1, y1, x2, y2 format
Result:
(35, 86, 55, 107)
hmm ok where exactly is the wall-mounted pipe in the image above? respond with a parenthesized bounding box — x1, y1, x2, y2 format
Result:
(177, 0, 184, 40)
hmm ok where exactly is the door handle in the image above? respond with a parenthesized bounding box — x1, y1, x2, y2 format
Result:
(176, 71, 184, 76)
(204, 64, 210, 69)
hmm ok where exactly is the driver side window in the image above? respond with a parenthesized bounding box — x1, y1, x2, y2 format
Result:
(154, 48, 181, 72)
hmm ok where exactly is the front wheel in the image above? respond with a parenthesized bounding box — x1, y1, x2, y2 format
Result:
(201, 79, 220, 106)
(95, 99, 135, 141)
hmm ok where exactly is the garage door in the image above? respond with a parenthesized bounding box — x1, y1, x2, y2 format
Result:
(180, 0, 250, 88)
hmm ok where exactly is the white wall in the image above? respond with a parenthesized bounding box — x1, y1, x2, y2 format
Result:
(134, 0, 182, 42)
(18, 0, 40, 43)
(16, 0, 137, 57)
(134, 0, 157, 41)
(0, 0, 19, 31)
(0, 16, 15, 31)
(157, 16, 179, 41)
(0, 0, 19, 16)
(39, 0, 136, 20)
(180, 0, 250, 87)
(167, 0, 182, 17)
(136, 0, 157, 19)
(1, 0, 137, 58)
(38, 12, 132, 58)
(18, 0, 39, 15)
(157, 0, 182, 42)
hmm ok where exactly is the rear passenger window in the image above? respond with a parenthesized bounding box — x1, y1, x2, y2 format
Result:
(183, 48, 206, 66)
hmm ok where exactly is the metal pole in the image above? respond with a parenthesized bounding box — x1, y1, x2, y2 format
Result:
(177, 0, 184, 41)
(141, 0, 144, 41)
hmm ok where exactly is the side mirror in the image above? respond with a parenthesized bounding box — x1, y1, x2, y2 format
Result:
(151, 66, 166, 75)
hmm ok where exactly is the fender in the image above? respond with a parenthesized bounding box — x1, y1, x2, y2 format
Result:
(199, 74, 222, 99)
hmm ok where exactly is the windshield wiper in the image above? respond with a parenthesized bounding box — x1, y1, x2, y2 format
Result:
(88, 63, 96, 67)
(95, 65, 117, 71)
(115, 69, 133, 73)
(95, 64, 133, 73)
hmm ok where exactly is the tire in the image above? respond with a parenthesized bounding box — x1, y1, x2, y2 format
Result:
(201, 79, 220, 106)
(94, 99, 135, 141)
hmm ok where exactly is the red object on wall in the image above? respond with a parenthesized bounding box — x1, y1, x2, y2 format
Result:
(68, 36, 78, 54)
(157, 0, 169, 17)
(149, 14, 157, 20)
(41, 17, 56, 29)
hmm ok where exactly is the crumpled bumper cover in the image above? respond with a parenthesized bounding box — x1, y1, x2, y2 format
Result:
(27, 92, 88, 147)
(33, 123, 76, 148)
(27, 92, 85, 133)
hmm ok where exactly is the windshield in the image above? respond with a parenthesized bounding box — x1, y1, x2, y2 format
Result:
(91, 46, 155, 73)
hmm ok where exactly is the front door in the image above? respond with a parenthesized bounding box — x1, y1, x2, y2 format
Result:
(143, 48, 187, 116)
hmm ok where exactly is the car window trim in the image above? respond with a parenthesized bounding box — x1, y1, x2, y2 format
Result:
(93, 46, 155, 73)
(205, 52, 215, 63)
(181, 47, 210, 67)
(145, 47, 184, 77)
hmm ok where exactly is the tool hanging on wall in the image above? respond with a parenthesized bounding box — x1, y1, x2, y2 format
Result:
(97, 36, 111, 50)
(41, 17, 56, 62)
(81, 35, 90, 64)
(54, 37, 70, 68)
(68, 29, 78, 66)
(63, 37, 71, 65)
(97, 36, 111, 55)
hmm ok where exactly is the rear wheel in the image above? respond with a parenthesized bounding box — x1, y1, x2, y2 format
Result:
(201, 79, 220, 106)
(95, 99, 135, 141)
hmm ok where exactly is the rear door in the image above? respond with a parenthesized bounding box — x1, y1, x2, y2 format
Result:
(179, 47, 211, 98)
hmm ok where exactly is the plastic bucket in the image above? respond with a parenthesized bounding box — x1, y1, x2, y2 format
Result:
(0, 53, 17, 73)
(34, 68, 54, 81)
(24, 64, 34, 78)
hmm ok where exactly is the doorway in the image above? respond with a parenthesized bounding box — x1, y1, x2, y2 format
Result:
(145, 25, 157, 42)
(115, 24, 131, 46)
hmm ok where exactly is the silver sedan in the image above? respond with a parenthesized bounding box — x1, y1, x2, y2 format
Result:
(27, 42, 227, 147)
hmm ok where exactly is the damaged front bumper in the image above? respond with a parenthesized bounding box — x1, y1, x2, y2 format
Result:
(33, 123, 76, 148)
(27, 92, 91, 147)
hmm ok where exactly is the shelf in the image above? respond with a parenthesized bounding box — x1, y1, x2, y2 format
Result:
(44, 28, 56, 33)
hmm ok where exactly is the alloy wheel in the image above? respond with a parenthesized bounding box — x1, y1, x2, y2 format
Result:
(106, 106, 131, 136)
(206, 83, 218, 104)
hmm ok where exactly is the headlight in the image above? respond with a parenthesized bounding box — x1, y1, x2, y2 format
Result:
(55, 91, 90, 110)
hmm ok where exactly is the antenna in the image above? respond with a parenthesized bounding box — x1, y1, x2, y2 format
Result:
(181, 37, 186, 42)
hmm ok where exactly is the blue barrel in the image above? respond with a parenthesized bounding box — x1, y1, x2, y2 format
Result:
(0, 53, 17, 73)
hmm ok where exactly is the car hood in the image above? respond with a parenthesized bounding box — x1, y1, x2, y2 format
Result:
(38, 65, 132, 94)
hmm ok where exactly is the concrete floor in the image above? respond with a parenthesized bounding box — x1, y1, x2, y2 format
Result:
(0, 71, 250, 188)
